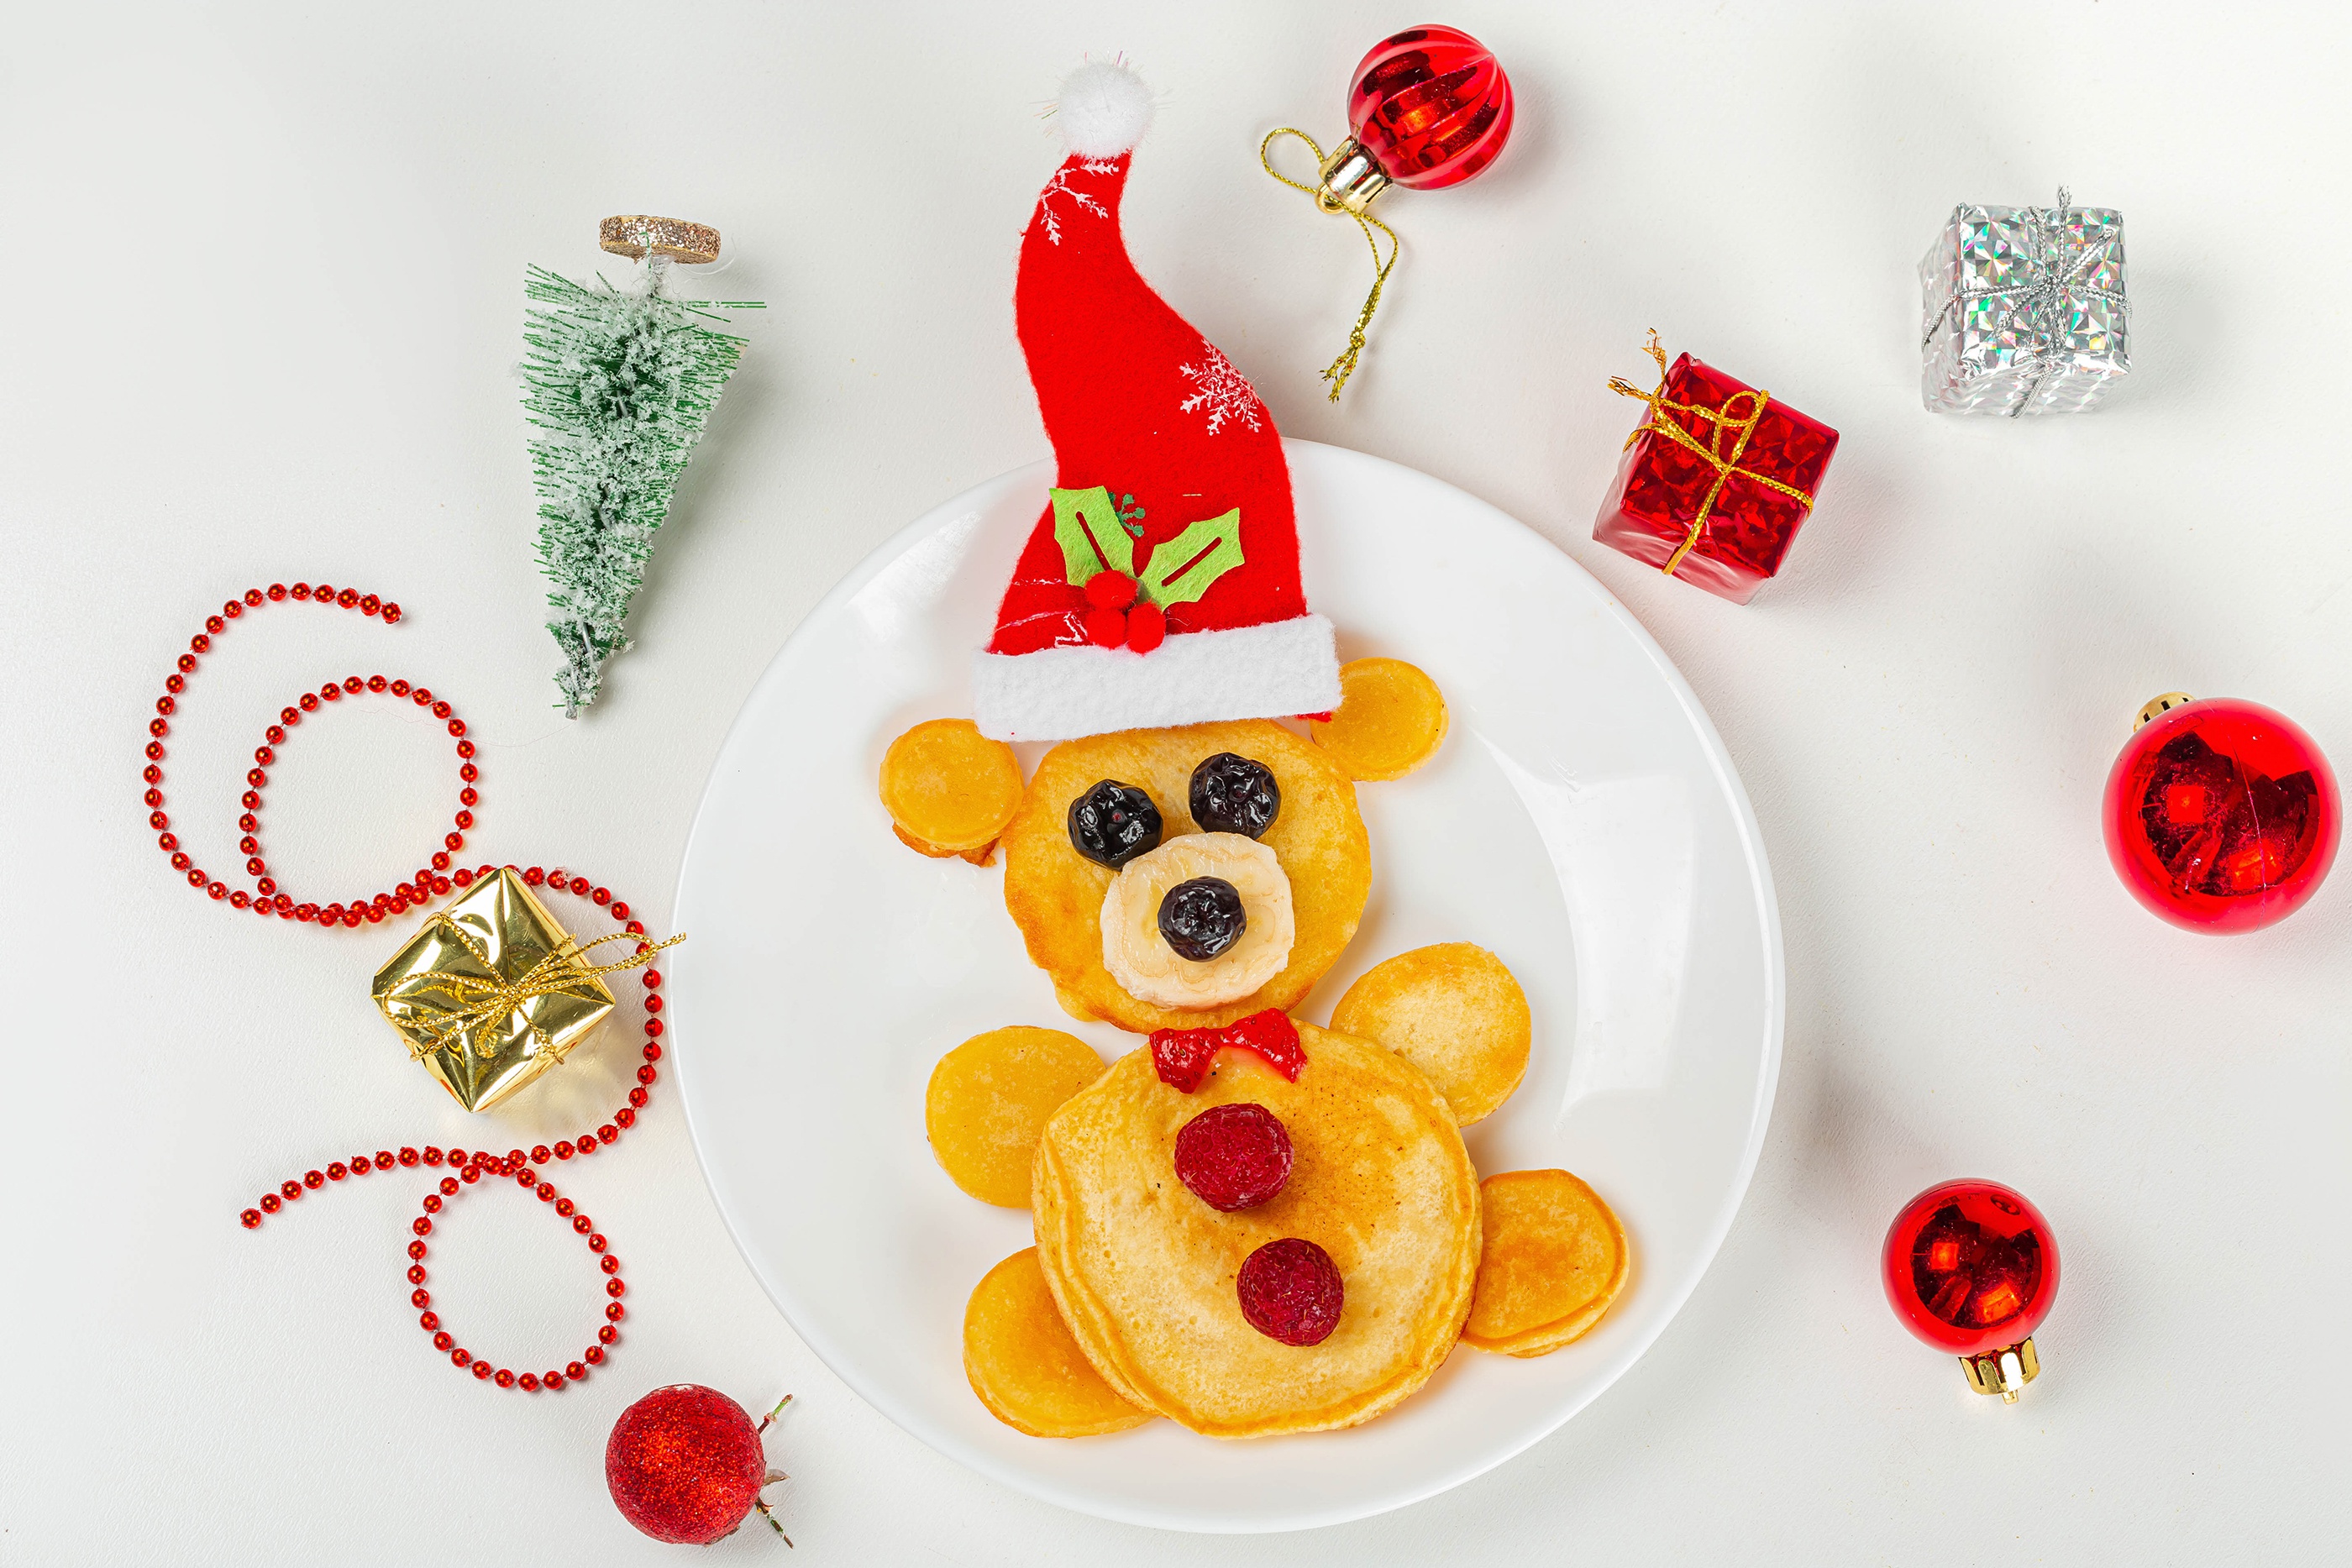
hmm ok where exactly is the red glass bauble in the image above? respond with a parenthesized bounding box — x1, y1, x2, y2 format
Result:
(1344, 25, 1514, 190)
(2103, 695, 2339, 932)
(605, 1385, 772, 1545)
(1882, 1180, 2058, 1360)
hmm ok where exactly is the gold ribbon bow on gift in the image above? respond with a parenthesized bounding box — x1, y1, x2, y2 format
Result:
(1608, 330, 1817, 576)
(389, 921, 683, 1064)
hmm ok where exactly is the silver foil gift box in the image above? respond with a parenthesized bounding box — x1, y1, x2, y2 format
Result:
(1919, 190, 2129, 416)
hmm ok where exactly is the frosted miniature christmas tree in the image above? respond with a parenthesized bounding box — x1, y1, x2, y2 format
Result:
(522, 217, 759, 716)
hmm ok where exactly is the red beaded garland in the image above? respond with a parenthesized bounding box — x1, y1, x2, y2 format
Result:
(238, 867, 671, 1391)
(238, 682, 476, 918)
(394, 1153, 620, 1392)
(139, 583, 477, 922)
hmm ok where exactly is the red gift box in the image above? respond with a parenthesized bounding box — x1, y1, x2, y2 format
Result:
(1593, 334, 1838, 604)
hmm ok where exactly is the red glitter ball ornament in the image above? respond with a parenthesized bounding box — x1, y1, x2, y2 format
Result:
(605, 1385, 792, 1545)
(2103, 693, 2339, 932)
(1882, 1179, 2059, 1402)
(1343, 25, 1514, 191)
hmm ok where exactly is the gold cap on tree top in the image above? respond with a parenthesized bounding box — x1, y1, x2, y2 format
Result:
(598, 215, 722, 265)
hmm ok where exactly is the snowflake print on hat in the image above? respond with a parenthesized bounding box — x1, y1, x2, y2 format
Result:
(1035, 160, 1119, 245)
(973, 61, 1339, 743)
(1179, 345, 1266, 435)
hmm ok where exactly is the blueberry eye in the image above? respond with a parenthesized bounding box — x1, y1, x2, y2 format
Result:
(1068, 780, 1163, 868)
(1189, 753, 1280, 838)
(1158, 877, 1246, 960)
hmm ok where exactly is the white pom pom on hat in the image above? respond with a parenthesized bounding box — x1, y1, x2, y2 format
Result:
(1054, 59, 1154, 158)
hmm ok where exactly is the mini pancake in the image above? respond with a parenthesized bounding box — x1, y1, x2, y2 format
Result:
(1460, 1169, 1629, 1357)
(893, 824, 997, 867)
(1001, 721, 1370, 1035)
(1309, 658, 1448, 781)
(880, 718, 1024, 853)
(964, 1248, 1154, 1437)
(926, 1026, 1105, 1208)
(1032, 1022, 1479, 1438)
(1330, 943, 1531, 1125)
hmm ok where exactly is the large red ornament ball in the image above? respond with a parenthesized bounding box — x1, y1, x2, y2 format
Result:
(2103, 695, 2339, 932)
(1344, 25, 1514, 190)
(606, 1384, 769, 1544)
(1882, 1180, 2059, 1359)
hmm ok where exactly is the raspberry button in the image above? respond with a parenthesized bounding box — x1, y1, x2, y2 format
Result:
(1236, 1237, 1343, 1346)
(1173, 1102, 1292, 1211)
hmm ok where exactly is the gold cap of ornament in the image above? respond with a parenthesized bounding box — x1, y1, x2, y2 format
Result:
(1311, 138, 1392, 216)
(599, 215, 722, 265)
(2134, 692, 2197, 732)
(1959, 1336, 2040, 1403)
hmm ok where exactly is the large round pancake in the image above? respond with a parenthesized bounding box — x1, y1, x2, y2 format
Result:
(1032, 1022, 1479, 1439)
(1002, 721, 1370, 1035)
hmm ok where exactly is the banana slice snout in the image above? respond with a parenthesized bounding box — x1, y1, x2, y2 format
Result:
(1100, 833, 1295, 1009)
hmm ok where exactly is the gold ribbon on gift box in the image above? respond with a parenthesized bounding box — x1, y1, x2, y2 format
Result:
(1608, 330, 1817, 576)
(372, 867, 684, 1113)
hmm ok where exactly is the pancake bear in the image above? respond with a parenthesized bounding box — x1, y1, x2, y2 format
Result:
(1000, 720, 1370, 1035)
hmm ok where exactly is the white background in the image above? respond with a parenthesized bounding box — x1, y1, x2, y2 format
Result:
(3, 2, 2345, 1562)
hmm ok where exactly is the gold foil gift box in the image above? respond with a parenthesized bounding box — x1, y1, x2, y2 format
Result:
(372, 867, 658, 1112)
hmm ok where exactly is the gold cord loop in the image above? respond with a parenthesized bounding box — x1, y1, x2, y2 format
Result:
(1262, 128, 1400, 402)
(1258, 127, 1328, 200)
(1607, 331, 1815, 576)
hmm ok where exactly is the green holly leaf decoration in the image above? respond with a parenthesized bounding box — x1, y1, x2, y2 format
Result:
(1049, 486, 1137, 585)
(1139, 508, 1245, 608)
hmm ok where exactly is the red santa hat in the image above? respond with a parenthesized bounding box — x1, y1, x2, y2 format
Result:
(971, 60, 1341, 743)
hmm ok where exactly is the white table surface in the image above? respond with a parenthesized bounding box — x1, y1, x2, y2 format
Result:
(5, 3, 2346, 1562)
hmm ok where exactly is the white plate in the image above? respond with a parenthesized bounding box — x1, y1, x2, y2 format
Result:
(671, 440, 1782, 1534)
